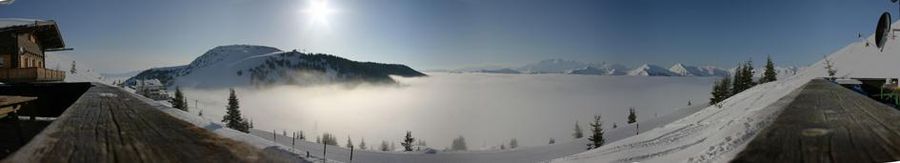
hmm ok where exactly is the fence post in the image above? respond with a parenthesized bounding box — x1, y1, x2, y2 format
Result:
(350, 146, 354, 163)
(323, 143, 327, 162)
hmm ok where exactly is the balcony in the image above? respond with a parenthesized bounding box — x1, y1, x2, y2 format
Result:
(0, 68, 65, 83)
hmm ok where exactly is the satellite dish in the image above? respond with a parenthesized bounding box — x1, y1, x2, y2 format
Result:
(875, 12, 892, 51)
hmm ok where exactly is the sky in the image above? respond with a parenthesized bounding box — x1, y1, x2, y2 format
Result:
(0, 0, 896, 73)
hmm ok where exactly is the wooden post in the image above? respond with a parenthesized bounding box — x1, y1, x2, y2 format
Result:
(350, 146, 354, 163)
(323, 143, 327, 162)
(273, 129, 276, 143)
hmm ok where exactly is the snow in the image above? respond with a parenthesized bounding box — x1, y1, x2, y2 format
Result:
(627, 64, 677, 76)
(249, 104, 710, 163)
(566, 66, 606, 75)
(44, 53, 105, 83)
(0, 18, 46, 29)
(550, 22, 900, 163)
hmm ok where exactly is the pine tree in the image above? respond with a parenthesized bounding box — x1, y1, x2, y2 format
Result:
(824, 56, 837, 80)
(401, 131, 415, 151)
(732, 59, 756, 94)
(710, 75, 733, 105)
(298, 131, 305, 140)
(509, 138, 518, 149)
(573, 121, 584, 139)
(380, 141, 389, 151)
(587, 114, 605, 149)
(760, 55, 778, 83)
(70, 61, 77, 74)
(451, 136, 467, 151)
(359, 138, 367, 150)
(346, 137, 354, 148)
(222, 88, 249, 133)
(170, 87, 188, 112)
(627, 108, 637, 124)
(549, 138, 556, 144)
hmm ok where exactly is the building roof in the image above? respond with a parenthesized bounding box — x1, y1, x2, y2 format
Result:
(0, 18, 65, 50)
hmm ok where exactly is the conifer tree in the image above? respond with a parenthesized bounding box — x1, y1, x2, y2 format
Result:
(170, 87, 188, 112)
(587, 114, 605, 149)
(401, 131, 415, 151)
(346, 137, 354, 148)
(760, 56, 778, 83)
(627, 108, 637, 124)
(509, 138, 518, 149)
(451, 136, 467, 151)
(549, 138, 556, 144)
(359, 138, 367, 150)
(222, 88, 249, 133)
(710, 75, 733, 105)
(380, 141, 389, 151)
(573, 121, 584, 139)
(70, 61, 77, 74)
(824, 56, 837, 80)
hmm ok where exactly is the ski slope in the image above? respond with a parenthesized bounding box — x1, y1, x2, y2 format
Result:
(551, 22, 900, 163)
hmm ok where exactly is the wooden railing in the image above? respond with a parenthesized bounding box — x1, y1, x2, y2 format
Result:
(0, 68, 65, 83)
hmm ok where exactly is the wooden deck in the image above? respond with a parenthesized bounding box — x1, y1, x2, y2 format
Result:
(1, 83, 303, 163)
(732, 79, 900, 162)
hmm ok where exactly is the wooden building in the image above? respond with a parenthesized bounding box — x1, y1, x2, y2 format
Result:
(0, 19, 66, 83)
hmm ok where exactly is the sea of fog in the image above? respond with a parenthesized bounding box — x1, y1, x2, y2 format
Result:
(181, 72, 717, 150)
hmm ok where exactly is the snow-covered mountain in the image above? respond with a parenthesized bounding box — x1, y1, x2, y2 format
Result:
(462, 58, 800, 78)
(627, 64, 677, 76)
(126, 45, 426, 89)
(668, 64, 731, 77)
(516, 58, 590, 73)
(477, 68, 521, 74)
(565, 66, 605, 75)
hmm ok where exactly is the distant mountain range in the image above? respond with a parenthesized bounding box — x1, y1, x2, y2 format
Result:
(126, 45, 426, 89)
(455, 59, 802, 78)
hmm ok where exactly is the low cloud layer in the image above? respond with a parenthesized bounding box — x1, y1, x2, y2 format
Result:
(182, 73, 716, 149)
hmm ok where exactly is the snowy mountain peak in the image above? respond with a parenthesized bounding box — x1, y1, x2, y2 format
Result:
(566, 66, 605, 75)
(188, 45, 282, 70)
(127, 45, 426, 89)
(628, 64, 676, 76)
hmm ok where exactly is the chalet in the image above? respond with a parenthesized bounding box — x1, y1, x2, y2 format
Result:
(134, 79, 170, 101)
(0, 19, 66, 83)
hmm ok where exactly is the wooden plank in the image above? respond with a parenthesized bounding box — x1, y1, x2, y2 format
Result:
(732, 79, 900, 162)
(2, 83, 304, 163)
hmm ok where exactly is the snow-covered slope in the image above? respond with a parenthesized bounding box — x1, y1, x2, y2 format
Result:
(551, 22, 900, 163)
(127, 45, 427, 89)
(627, 64, 677, 76)
(566, 66, 606, 75)
(45, 53, 105, 83)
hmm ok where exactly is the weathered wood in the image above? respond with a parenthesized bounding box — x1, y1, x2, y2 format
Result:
(0, 96, 36, 116)
(732, 79, 900, 162)
(2, 83, 303, 163)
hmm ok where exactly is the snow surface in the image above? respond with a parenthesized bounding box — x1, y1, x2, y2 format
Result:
(0, 18, 46, 29)
(45, 53, 105, 83)
(550, 22, 900, 163)
(249, 104, 709, 163)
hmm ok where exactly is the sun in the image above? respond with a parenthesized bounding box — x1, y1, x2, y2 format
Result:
(303, 0, 337, 26)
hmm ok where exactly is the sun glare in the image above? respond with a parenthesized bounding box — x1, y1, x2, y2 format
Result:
(303, 0, 337, 26)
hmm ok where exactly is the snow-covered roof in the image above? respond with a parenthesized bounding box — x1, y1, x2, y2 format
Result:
(0, 18, 49, 29)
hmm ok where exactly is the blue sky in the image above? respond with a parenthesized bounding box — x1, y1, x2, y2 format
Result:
(0, 0, 896, 73)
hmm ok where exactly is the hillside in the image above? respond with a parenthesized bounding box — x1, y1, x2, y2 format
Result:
(126, 45, 427, 89)
(551, 22, 900, 163)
